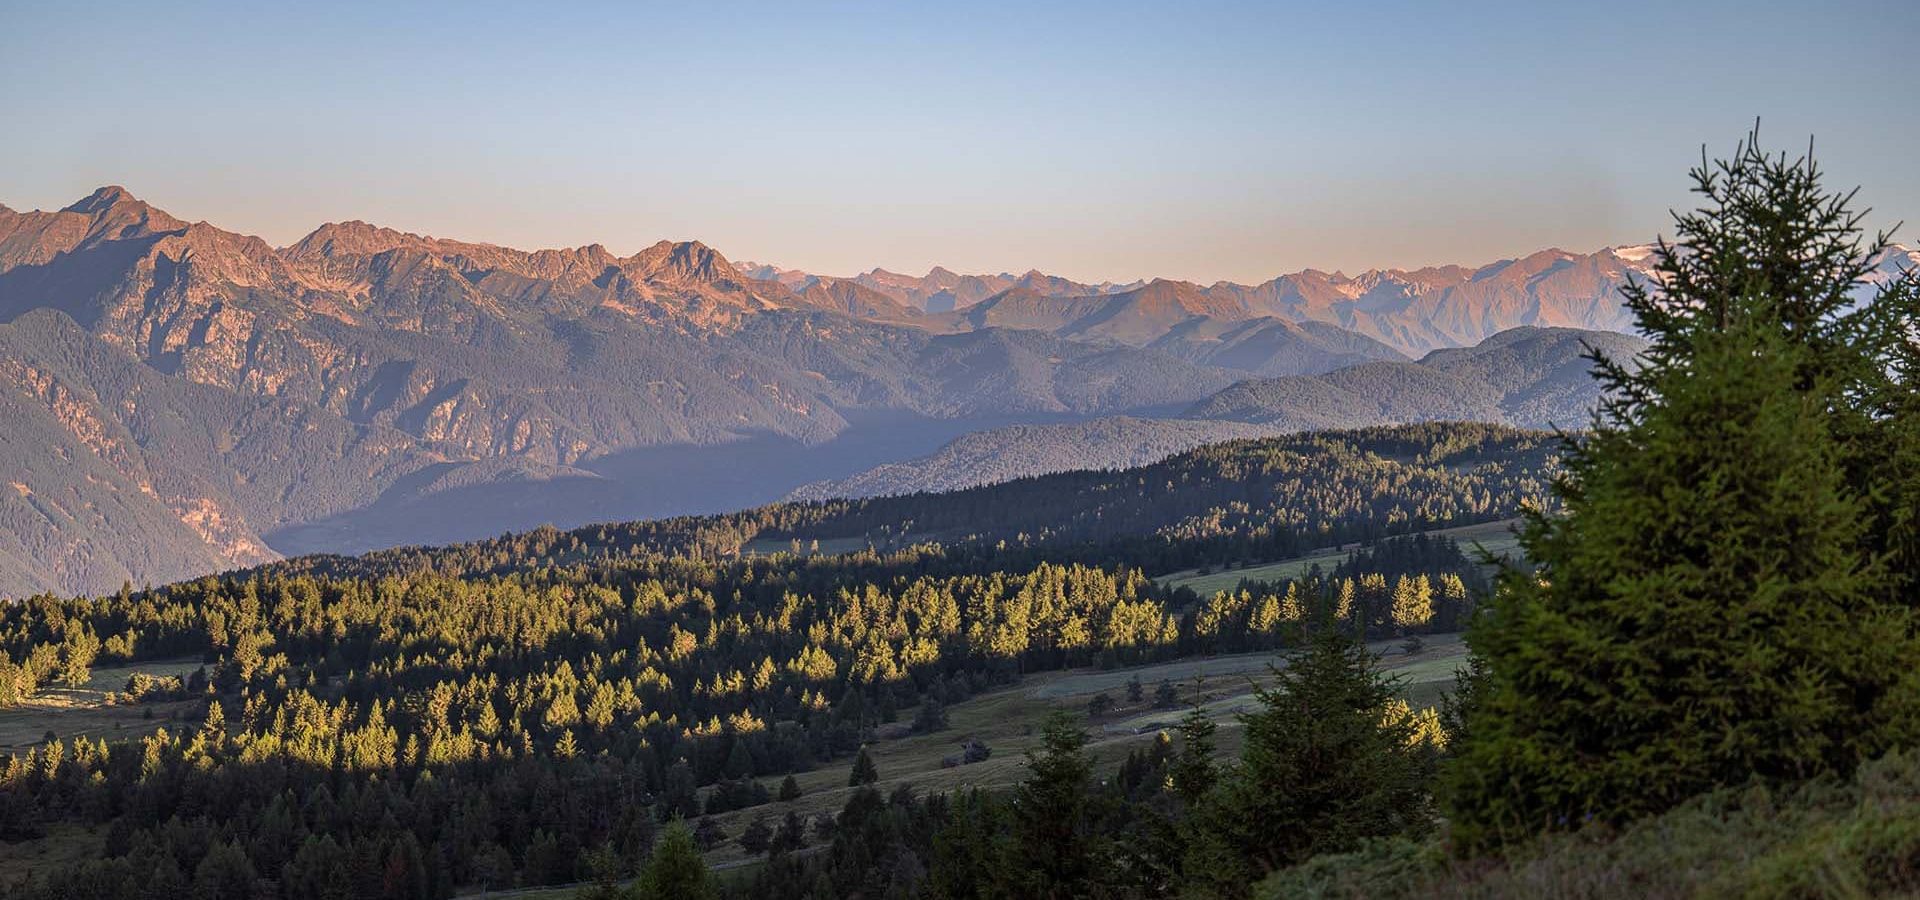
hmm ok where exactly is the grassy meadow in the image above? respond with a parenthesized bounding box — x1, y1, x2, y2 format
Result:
(1156, 518, 1525, 597)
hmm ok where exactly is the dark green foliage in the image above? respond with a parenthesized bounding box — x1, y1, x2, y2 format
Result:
(189, 840, 257, 900)
(849, 747, 879, 787)
(1437, 652, 1489, 753)
(1004, 713, 1102, 896)
(1170, 708, 1218, 806)
(923, 791, 1009, 900)
(1445, 131, 1920, 848)
(1183, 629, 1436, 897)
(779, 774, 802, 802)
(269, 422, 1558, 585)
(1258, 748, 1920, 900)
(739, 817, 774, 856)
(913, 697, 949, 734)
(1862, 269, 1920, 596)
(772, 810, 810, 856)
(737, 640, 1439, 900)
(1154, 679, 1180, 709)
(634, 821, 716, 900)
(801, 786, 931, 897)
(692, 818, 724, 851)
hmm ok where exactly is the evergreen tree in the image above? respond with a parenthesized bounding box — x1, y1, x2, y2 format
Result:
(1445, 131, 1920, 848)
(1388, 574, 1433, 634)
(848, 746, 879, 787)
(1003, 712, 1104, 898)
(1170, 707, 1218, 806)
(1862, 263, 1920, 601)
(778, 774, 802, 802)
(692, 817, 724, 851)
(913, 697, 950, 734)
(189, 841, 256, 900)
(633, 821, 716, 900)
(1153, 679, 1180, 709)
(1183, 629, 1433, 896)
(59, 625, 99, 688)
(739, 816, 774, 856)
(772, 810, 809, 856)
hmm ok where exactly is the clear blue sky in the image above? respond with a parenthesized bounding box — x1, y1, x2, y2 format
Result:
(2, 0, 1914, 283)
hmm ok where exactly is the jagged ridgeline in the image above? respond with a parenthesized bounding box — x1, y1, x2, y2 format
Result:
(13, 182, 1832, 597)
(265, 421, 1557, 582)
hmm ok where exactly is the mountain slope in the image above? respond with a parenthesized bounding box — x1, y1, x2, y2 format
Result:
(799, 327, 1646, 499)
(787, 416, 1282, 500)
(1187, 326, 1648, 429)
(943, 279, 1407, 376)
(743, 247, 1670, 356)
(0, 189, 1245, 593)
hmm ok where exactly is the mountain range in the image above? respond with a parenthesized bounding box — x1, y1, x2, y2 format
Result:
(751, 244, 1668, 355)
(0, 186, 1909, 594)
(789, 326, 1651, 500)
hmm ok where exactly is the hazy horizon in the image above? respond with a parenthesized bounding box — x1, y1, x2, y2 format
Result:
(4, 0, 1914, 285)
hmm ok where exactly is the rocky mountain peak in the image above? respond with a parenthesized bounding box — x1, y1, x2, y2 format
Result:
(63, 185, 140, 215)
(285, 220, 421, 259)
(60, 185, 187, 238)
(629, 239, 735, 284)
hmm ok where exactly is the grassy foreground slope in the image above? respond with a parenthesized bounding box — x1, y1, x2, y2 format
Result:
(1259, 747, 1920, 899)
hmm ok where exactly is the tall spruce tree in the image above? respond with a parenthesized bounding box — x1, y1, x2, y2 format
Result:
(632, 820, 716, 900)
(848, 746, 879, 787)
(1444, 130, 1920, 848)
(1182, 628, 1433, 897)
(1170, 707, 1219, 806)
(1003, 712, 1104, 898)
(1861, 265, 1920, 590)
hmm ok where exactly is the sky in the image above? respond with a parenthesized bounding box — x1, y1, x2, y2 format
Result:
(2, 0, 1915, 284)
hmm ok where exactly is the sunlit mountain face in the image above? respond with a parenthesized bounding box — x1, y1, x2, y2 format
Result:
(6, 185, 1902, 594)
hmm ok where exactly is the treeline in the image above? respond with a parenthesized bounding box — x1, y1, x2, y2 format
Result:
(262, 422, 1557, 583)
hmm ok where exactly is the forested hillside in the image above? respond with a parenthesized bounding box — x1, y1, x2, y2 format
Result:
(0, 421, 1531, 898)
(268, 422, 1555, 583)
